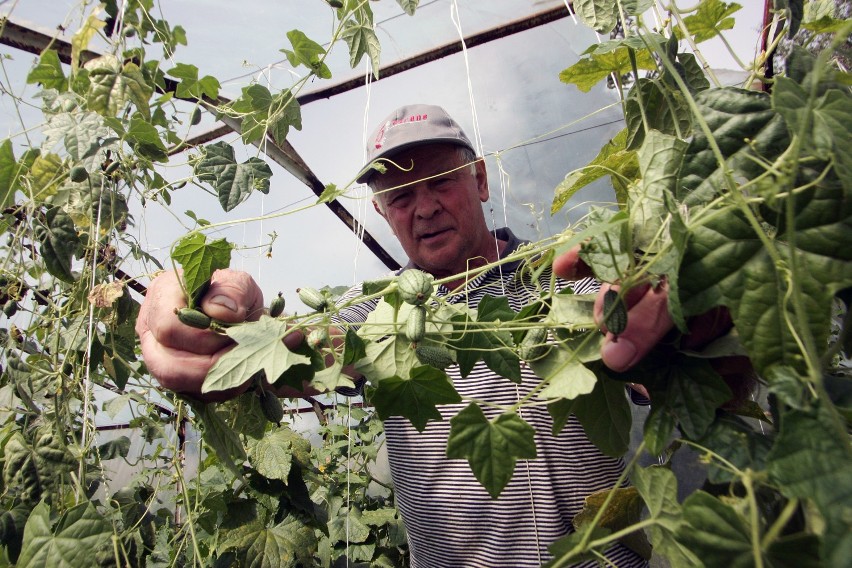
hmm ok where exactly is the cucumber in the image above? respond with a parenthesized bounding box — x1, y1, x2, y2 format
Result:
(69, 166, 89, 183)
(174, 307, 212, 330)
(519, 326, 549, 362)
(602, 289, 627, 338)
(269, 292, 285, 317)
(405, 305, 427, 343)
(297, 286, 327, 311)
(397, 269, 433, 306)
(257, 387, 284, 425)
(415, 344, 454, 370)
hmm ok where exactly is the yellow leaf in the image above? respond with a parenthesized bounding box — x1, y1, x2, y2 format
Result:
(71, 7, 106, 72)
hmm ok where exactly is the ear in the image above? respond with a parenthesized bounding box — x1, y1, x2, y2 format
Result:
(475, 159, 489, 202)
(372, 197, 387, 220)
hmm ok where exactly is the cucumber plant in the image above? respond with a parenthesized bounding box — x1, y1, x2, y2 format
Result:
(0, 1, 849, 568)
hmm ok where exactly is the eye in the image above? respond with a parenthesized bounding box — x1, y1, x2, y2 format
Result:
(386, 190, 412, 208)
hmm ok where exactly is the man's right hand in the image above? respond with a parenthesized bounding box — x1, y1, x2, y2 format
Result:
(135, 269, 265, 401)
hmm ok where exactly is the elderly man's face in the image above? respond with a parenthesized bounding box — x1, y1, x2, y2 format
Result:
(372, 144, 490, 279)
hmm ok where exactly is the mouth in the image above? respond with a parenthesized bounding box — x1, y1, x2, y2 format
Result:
(418, 228, 451, 242)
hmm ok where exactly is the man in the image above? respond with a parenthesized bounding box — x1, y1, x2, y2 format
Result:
(136, 104, 679, 566)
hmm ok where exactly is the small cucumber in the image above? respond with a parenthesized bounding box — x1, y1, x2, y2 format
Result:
(602, 289, 628, 339)
(257, 386, 284, 425)
(415, 344, 454, 370)
(190, 107, 202, 126)
(297, 286, 328, 311)
(405, 305, 427, 343)
(269, 292, 285, 317)
(307, 327, 329, 349)
(174, 307, 212, 330)
(104, 160, 121, 175)
(519, 326, 549, 362)
(397, 269, 433, 306)
(69, 166, 89, 183)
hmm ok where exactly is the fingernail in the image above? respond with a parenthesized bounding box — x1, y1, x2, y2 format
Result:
(208, 295, 238, 313)
(602, 338, 638, 371)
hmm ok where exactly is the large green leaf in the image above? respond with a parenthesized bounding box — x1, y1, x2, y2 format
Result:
(369, 365, 461, 431)
(35, 206, 79, 283)
(171, 232, 233, 303)
(446, 404, 536, 498)
(576, 207, 631, 284)
(191, 402, 248, 477)
(17, 501, 111, 568)
(203, 317, 311, 393)
(631, 466, 702, 567)
(194, 141, 273, 211)
(84, 54, 152, 119)
(42, 111, 110, 164)
(678, 88, 790, 206)
(219, 516, 317, 568)
(679, 207, 852, 373)
(0, 140, 21, 209)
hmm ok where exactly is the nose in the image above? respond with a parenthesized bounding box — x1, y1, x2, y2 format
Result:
(414, 188, 441, 219)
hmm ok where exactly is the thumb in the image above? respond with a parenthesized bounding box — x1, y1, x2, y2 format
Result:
(198, 269, 265, 324)
(553, 245, 593, 280)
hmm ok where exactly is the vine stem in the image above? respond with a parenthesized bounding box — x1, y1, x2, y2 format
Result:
(742, 471, 766, 568)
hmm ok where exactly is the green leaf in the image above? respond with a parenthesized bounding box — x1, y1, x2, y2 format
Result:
(625, 78, 693, 150)
(767, 401, 852, 559)
(281, 30, 331, 79)
(26, 49, 66, 91)
(679, 0, 742, 43)
(0, 140, 21, 209)
(552, 129, 639, 213)
(811, 89, 852, 195)
(773, 0, 804, 36)
(548, 374, 632, 457)
(476, 294, 516, 323)
(572, 486, 651, 560)
(17, 501, 111, 568)
(369, 365, 461, 431)
(446, 404, 536, 498)
(35, 206, 79, 283)
(643, 406, 677, 456)
(545, 524, 609, 566)
(125, 116, 168, 161)
(194, 141, 273, 211)
(84, 54, 153, 119)
(43, 110, 110, 163)
(397, 0, 419, 16)
(203, 317, 312, 393)
(630, 130, 687, 252)
(219, 516, 317, 567)
(678, 491, 753, 567)
(679, 207, 852, 374)
(572, 0, 618, 33)
(678, 87, 790, 206)
(559, 46, 656, 93)
(698, 412, 772, 484)
(342, 21, 381, 78)
(647, 354, 732, 439)
(248, 426, 311, 482)
(96, 436, 130, 460)
(171, 233, 233, 302)
(532, 344, 598, 400)
(576, 207, 631, 283)
(191, 402, 248, 476)
(230, 84, 302, 146)
(311, 356, 357, 393)
(631, 466, 701, 567)
(167, 63, 220, 100)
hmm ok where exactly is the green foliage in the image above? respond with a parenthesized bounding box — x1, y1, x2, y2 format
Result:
(0, 1, 849, 567)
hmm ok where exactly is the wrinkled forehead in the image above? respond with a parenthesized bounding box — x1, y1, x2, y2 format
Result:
(370, 144, 468, 191)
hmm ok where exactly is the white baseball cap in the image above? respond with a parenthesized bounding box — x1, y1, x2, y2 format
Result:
(357, 104, 475, 184)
